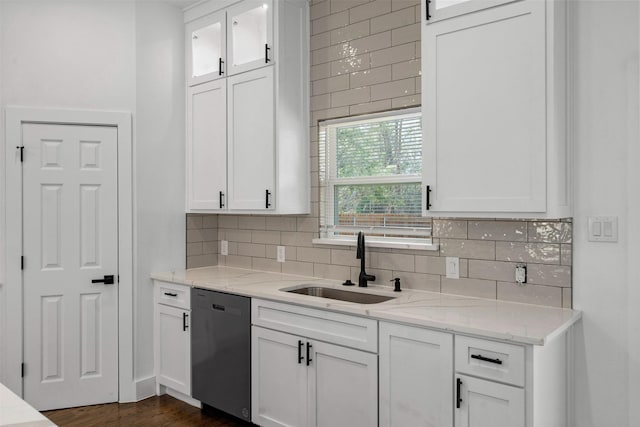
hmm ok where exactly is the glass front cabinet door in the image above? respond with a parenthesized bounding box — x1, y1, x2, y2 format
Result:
(425, 0, 519, 22)
(227, 0, 274, 75)
(187, 11, 226, 86)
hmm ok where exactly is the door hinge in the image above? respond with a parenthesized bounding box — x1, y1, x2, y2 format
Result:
(21, 363, 25, 377)
(21, 256, 24, 270)
(16, 146, 24, 162)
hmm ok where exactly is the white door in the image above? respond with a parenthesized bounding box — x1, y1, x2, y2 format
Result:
(252, 327, 307, 427)
(22, 123, 118, 410)
(227, 66, 275, 210)
(455, 374, 525, 427)
(308, 340, 378, 427)
(187, 10, 227, 86)
(227, 0, 273, 75)
(422, 0, 546, 214)
(187, 79, 227, 211)
(379, 322, 454, 427)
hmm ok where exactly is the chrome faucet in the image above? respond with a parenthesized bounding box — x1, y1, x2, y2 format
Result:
(357, 232, 376, 287)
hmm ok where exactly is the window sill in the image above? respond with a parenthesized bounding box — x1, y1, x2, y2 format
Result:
(312, 238, 439, 251)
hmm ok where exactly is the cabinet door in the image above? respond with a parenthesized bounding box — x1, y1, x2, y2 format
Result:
(227, 0, 273, 75)
(455, 374, 524, 427)
(186, 11, 226, 86)
(308, 340, 378, 427)
(425, 0, 519, 23)
(422, 0, 546, 214)
(227, 67, 275, 210)
(252, 327, 307, 427)
(156, 304, 190, 396)
(379, 322, 454, 427)
(187, 80, 227, 211)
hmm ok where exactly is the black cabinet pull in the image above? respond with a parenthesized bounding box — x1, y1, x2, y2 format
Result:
(164, 292, 178, 297)
(219, 57, 224, 75)
(265, 44, 271, 63)
(265, 189, 272, 208)
(426, 185, 432, 210)
(306, 342, 312, 366)
(298, 340, 304, 364)
(456, 378, 463, 408)
(183, 312, 189, 331)
(471, 354, 503, 365)
(92, 275, 114, 285)
(219, 191, 225, 208)
(426, 0, 431, 20)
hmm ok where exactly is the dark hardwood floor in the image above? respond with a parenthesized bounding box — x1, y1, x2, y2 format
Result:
(42, 395, 249, 427)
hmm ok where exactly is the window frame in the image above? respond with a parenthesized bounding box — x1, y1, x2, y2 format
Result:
(316, 108, 435, 249)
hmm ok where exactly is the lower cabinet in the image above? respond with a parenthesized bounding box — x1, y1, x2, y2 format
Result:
(379, 322, 453, 427)
(252, 327, 377, 427)
(153, 281, 192, 399)
(455, 374, 525, 427)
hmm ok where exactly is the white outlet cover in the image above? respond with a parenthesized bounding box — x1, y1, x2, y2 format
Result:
(221, 240, 229, 256)
(277, 246, 286, 263)
(446, 257, 459, 279)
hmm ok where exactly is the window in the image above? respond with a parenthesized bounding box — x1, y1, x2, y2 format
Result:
(318, 108, 432, 247)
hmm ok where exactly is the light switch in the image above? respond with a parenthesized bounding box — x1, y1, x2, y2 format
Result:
(446, 257, 459, 279)
(588, 216, 618, 242)
(277, 246, 286, 263)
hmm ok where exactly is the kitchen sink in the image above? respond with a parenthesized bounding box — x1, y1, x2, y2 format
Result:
(284, 286, 395, 304)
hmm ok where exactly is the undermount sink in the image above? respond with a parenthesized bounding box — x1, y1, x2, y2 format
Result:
(284, 286, 395, 304)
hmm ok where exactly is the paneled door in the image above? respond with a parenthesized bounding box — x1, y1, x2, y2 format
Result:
(22, 123, 119, 410)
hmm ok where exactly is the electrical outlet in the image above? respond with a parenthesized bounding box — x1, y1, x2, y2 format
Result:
(221, 240, 229, 256)
(277, 246, 286, 263)
(515, 264, 527, 285)
(446, 257, 459, 279)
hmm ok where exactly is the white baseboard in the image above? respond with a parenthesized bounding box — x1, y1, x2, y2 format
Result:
(166, 387, 201, 408)
(134, 375, 157, 402)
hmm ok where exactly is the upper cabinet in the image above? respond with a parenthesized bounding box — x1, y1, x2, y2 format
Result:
(185, 0, 309, 215)
(187, 11, 226, 86)
(422, 0, 570, 218)
(227, 0, 274, 75)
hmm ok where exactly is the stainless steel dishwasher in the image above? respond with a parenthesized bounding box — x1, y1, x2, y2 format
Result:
(191, 288, 251, 422)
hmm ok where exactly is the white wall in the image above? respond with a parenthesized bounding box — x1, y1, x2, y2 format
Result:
(0, 1, 185, 400)
(571, 1, 640, 426)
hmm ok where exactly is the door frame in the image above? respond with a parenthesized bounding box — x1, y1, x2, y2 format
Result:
(2, 107, 135, 402)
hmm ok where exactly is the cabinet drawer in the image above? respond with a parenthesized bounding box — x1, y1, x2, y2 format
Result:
(155, 281, 190, 310)
(252, 299, 378, 353)
(455, 335, 525, 387)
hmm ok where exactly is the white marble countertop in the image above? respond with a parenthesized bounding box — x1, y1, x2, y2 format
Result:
(152, 266, 581, 346)
(0, 383, 56, 427)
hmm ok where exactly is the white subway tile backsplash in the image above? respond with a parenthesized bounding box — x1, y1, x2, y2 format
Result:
(496, 242, 560, 264)
(351, 66, 392, 88)
(350, 0, 392, 24)
(468, 221, 527, 241)
(370, 7, 415, 34)
(330, 20, 370, 44)
(370, 77, 415, 101)
(369, 42, 416, 67)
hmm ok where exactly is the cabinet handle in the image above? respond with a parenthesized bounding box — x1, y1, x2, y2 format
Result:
(219, 191, 225, 208)
(426, 0, 431, 20)
(219, 57, 224, 75)
(425, 185, 432, 210)
(298, 340, 304, 364)
(265, 44, 271, 63)
(306, 342, 312, 366)
(265, 189, 272, 208)
(183, 312, 189, 331)
(471, 354, 503, 365)
(456, 378, 463, 409)
(164, 292, 178, 297)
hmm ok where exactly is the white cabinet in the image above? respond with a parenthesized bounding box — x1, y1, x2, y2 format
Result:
(227, 0, 273, 75)
(379, 322, 453, 427)
(153, 281, 191, 398)
(185, 0, 309, 214)
(426, 0, 518, 23)
(251, 299, 378, 427)
(227, 67, 275, 210)
(422, 0, 569, 218)
(456, 374, 525, 427)
(186, 80, 227, 210)
(186, 11, 226, 86)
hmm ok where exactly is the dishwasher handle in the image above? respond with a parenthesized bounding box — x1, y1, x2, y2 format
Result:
(212, 304, 225, 311)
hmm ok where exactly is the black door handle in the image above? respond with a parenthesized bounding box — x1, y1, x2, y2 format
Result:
(426, 185, 432, 210)
(265, 189, 272, 208)
(265, 44, 271, 63)
(92, 275, 114, 285)
(219, 57, 224, 75)
(306, 342, 312, 366)
(164, 292, 178, 297)
(219, 191, 225, 208)
(298, 340, 304, 364)
(456, 378, 463, 408)
(183, 312, 189, 331)
(426, 0, 431, 20)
